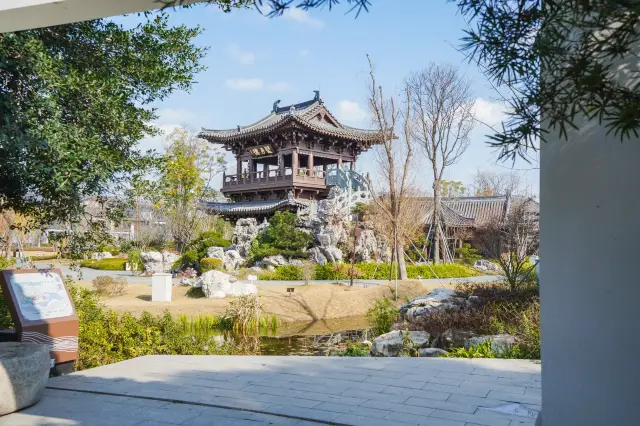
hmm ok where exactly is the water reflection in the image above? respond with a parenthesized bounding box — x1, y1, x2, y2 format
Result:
(186, 316, 372, 356)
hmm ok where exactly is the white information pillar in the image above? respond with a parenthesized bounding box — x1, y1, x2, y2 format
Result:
(540, 114, 640, 424)
(151, 273, 172, 302)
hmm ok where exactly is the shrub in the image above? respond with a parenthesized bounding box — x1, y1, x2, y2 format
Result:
(92, 276, 127, 297)
(366, 298, 399, 336)
(249, 212, 312, 261)
(455, 243, 482, 265)
(258, 265, 304, 281)
(67, 285, 242, 371)
(0, 258, 9, 269)
(200, 258, 223, 272)
(221, 294, 277, 333)
(31, 254, 58, 261)
(79, 258, 127, 271)
(333, 343, 370, 357)
(126, 248, 144, 272)
(0, 288, 13, 329)
(176, 231, 232, 270)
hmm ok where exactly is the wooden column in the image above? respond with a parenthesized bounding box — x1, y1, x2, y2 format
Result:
(236, 157, 242, 175)
(292, 149, 299, 173)
(307, 153, 314, 175)
(278, 152, 284, 171)
(248, 158, 254, 182)
(337, 156, 343, 169)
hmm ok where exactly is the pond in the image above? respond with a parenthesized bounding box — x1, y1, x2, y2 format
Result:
(191, 315, 373, 356)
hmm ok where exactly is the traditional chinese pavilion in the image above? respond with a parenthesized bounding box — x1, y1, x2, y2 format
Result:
(198, 91, 382, 217)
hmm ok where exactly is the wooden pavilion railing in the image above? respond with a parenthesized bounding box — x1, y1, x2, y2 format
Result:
(222, 167, 326, 190)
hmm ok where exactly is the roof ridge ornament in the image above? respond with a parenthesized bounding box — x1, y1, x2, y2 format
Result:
(314, 90, 322, 104)
(289, 105, 296, 115)
(272, 99, 281, 113)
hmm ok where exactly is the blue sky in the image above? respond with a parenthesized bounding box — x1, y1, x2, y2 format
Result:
(116, 1, 539, 196)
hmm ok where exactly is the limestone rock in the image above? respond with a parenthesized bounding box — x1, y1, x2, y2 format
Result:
(140, 251, 179, 274)
(91, 251, 113, 260)
(197, 270, 257, 299)
(474, 259, 501, 272)
(233, 218, 267, 258)
(0, 343, 50, 415)
(464, 334, 518, 354)
(371, 330, 431, 357)
(418, 348, 449, 358)
(434, 329, 478, 349)
(206, 246, 225, 261)
(262, 255, 288, 267)
(308, 247, 327, 265)
(400, 287, 463, 325)
(161, 251, 179, 268)
(355, 229, 378, 262)
(321, 246, 343, 263)
(290, 259, 303, 267)
(223, 249, 244, 271)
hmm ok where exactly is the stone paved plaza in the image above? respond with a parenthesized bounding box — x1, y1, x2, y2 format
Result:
(0, 356, 541, 426)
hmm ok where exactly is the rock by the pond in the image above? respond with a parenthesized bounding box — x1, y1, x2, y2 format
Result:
(400, 287, 463, 325)
(434, 329, 477, 349)
(262, 255, 288, 267)
(371, 330, 430, 357)
(289, 259, 303, 267)
(474, 259, 501, 272)
(0, 343, 50, 415)
(223, 249, 244, 271)
(464, 334, 518, 354)
(418, 348, 449, 357)
(91, 251, 113, 260)
(206, 246, 225, 261)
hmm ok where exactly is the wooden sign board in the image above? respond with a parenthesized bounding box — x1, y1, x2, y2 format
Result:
(247, 144, 275, 158)
(0, 269, 78, 372)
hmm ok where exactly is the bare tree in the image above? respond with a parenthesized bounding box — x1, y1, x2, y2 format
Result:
(473, 200, 539, 291)
(406, 64, 475, 263)
(473, 170, 522, 196)
(366, 55, 414, 281)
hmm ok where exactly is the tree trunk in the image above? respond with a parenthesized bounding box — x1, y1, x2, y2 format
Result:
(433, 179, 441, 264)
(388, 233, 395, 282)
(397, 233, 408, 280)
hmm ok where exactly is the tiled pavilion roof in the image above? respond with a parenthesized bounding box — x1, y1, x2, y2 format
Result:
(422, 195, 539, 228)
(201, 198, 310, 217)
(198, 92, 383, 145)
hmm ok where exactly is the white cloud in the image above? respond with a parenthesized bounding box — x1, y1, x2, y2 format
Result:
(153, 108, 196, 126)
(266, 82, 291, 92)
(224, 78, 290, 92)
(228, 43, 255, 66)
(299, 49, 310, 57)
(472, 98, 508, 128)
(283, 8, 325, 29)
(225, 78, 264, 91)
(335, 100, 368, 122)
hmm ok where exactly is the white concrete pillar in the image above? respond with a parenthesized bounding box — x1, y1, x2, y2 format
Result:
(540, 115, 640, 424)
(151, 273, 172, 302)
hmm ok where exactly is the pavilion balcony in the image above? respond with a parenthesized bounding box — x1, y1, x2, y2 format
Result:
(221, 167, 326, 193)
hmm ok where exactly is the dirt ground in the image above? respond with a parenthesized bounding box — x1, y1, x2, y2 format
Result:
(86, 280, 446, 324)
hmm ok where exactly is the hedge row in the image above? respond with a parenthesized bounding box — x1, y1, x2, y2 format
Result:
(79, 258, 128, 271)
(258, 262, 479, 281)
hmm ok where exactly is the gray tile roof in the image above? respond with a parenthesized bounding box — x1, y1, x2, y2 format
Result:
(198, 93, 383, 144)
(422, 196, 539, 228)
(202, 198, 310, 217)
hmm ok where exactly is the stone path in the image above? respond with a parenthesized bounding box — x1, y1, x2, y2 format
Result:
(0, 356, 541, 425)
